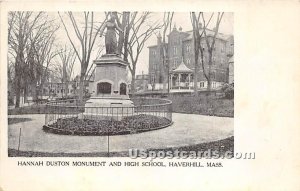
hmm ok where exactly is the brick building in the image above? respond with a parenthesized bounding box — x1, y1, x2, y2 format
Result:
(148, 25, 234, 91)
(226, 35, 234, 84)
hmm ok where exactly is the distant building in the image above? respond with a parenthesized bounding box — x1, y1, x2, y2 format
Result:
(148, 25, 234, 92)
(226, 36, 234, 84)
(135, 73, 149, 93)
(34, 74, 93, 98)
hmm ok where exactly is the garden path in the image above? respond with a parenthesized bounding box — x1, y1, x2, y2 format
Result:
(8, 113, 233, 153)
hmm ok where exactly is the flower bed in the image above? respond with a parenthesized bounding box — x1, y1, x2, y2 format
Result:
(43, 114, 172, 136)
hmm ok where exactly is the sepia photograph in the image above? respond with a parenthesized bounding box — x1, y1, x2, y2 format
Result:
(7, 11, 234, 157)
(1, 0, 300, 191)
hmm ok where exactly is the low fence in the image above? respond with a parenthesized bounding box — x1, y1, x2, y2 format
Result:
(44, 98, 173, 135)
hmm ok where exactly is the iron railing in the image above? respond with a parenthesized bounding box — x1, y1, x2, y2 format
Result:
(44, 98, 172, 134)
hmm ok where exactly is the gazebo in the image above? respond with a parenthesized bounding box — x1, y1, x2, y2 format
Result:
(169, 59, 193, 92)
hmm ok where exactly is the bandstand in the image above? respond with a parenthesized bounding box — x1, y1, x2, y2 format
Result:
(169, 59, 193, 92)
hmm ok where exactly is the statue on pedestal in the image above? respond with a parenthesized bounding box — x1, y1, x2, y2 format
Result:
(100, 14, 123, 55)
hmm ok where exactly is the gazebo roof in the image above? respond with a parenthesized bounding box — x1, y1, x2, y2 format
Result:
(171, 59, 193, 73)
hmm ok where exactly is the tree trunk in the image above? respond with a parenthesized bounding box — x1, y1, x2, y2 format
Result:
(65, 82, 68, 97)
(194, 49, 199, 97)
(207, 52, 212, 91)
(15, 82, 21, 108)
(79, 75, 85, 102)
(30, 83, 38, 101)
(23, 86, 28, 104)
(117, 12, 129, 55)
(163, 67, 168, 93)
(14, 64, 21, 108)
(131, 71, 136, 95)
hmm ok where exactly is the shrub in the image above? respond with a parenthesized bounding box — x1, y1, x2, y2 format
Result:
(221, 83, 234, 99)
(44, 114, 171, 136)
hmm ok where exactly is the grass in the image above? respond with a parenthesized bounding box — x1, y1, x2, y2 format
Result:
(169, 95, 234, 117)
(8, 94, 234, 117)
(148, 136, 234, 158)
(8, 104, 47, 115)
(8, 136, 233, 157)
(8, 118, 32, 125)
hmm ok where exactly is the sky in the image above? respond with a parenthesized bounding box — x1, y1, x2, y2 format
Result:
(51, 12, 233, 78)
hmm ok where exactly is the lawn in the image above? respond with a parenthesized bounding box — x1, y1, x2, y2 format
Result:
(169, 95, 234, 117)
(8, 96, 234, 117)
(8, 104, 47, 115)
(8, 118, 32, 125)
(8, 136, 233, 157)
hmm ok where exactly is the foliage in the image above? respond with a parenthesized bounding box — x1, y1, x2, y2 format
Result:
(44, 114, 171, 136)
(221, 83, 234, 99)
(169, 95, 234, 117)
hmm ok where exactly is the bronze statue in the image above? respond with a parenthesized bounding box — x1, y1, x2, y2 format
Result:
(100, 14, 123, 55)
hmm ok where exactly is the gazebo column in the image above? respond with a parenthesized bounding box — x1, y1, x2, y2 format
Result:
(178, 73, 181, 90)
(188, 73, 191, 90)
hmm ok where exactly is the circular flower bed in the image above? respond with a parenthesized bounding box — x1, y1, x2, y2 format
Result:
(43, 114, 172, 136)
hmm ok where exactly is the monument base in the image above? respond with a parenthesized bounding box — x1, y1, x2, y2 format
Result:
(83, 97, 134, 121)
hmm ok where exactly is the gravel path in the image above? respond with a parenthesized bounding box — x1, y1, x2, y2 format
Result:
(8, 114, 233, 153)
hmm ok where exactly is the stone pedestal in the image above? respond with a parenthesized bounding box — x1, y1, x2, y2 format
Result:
(84, 54, 134, 120)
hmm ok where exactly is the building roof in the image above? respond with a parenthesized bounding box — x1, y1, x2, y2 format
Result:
(147, 42, 167, 48)
(149, 29, 231, 50)
(171, 59, 193, 73)
(183, 29, 230, 41)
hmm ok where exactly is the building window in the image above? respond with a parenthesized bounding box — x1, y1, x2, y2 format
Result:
(200, 82, 204, 88)
(173, 46, 177, 55)
(159, 75, 163, 83)
(152, 50, 156, 56)
(97, 82, 111, 94)
(120, 83, 127, 95)
(186, 58, 190, 65)
(186, 44, 191, 53)
(221, 43, 225, 53)
(212, 82, 216, 88)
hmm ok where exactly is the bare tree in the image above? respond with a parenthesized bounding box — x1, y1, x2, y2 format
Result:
(202, 12, 224, 91)
(58, 12, 107, 101)
(8, 12, 58, 107)
(112, 11, 130, 57)
(190, 12, 216, 95)
(28, 22, 59, 100)
(56, 46, 77, 97)
(125, 12, 162, 94)
(161, 12, 174, 93)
